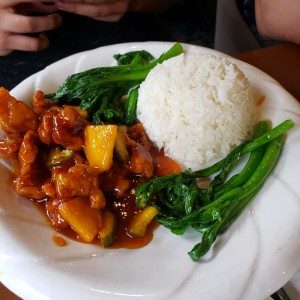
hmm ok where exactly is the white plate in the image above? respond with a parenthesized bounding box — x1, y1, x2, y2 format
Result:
(1, 42, 300, 300)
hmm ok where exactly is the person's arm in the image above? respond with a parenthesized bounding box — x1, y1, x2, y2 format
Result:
(0, 1, 62, 56)
(255, 0, 300, 44)
(56, 0, 176, 22)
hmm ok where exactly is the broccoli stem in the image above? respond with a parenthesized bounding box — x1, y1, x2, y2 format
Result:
(188, 134, 285, 261)
(213, 120, 269, 199)
(193, 119, 294, 178)
(124, 86, 139, 126)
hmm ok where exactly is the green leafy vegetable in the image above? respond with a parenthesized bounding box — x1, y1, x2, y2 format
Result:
(124, 86, 139, 126)
(113, 50, 155, 66)
(135, 119, 294, 261)
(45, 43, 184, 125)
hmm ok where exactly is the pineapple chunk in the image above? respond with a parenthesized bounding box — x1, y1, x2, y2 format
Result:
(83, 125, 117, 172)
(128, 206, 159, 237)
(58, 197, 101, 243)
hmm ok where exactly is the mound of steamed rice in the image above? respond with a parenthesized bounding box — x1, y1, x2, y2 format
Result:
(136, 53, 256, 171)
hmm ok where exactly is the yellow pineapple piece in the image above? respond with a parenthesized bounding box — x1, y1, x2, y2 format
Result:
(83, 125, 117, 172)
(58, 197, 101, 243)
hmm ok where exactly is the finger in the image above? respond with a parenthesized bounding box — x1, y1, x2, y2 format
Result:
(1, 1, 57, 8)
(13, 2, 59, 15)
(0, 13, 62, 34)
(2, 32, 50, 53)
(58, 0, 119, 4)
(0, 49, 13, 56)
(57, 1, 127, 20)
(31, 2, 59, 14)
(93, 13, 126, 22)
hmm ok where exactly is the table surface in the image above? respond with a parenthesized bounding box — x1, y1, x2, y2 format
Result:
(1, 41, 300, 300)
(234, 42, 300, 102)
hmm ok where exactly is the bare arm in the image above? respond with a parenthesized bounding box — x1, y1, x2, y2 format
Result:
(255, 0, 300, 44)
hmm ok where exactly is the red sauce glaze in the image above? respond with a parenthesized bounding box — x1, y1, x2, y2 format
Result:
(35, 164, 160, 249)
(1, 88, 181, 250)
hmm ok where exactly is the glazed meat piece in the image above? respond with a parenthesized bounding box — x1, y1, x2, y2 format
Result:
(18, 130, 40, 175)
(13, 130, 50, 199)
(13, 174, 47, 200)
(0, 133, 23, 159)
(128, 142, 154, 178)
(38, 107, 60, 145)
(54, 164, 97, 197)
(100, 165, 131, 197)
(119, 123, 154, 178)
(126, 123, 152, 150)
(0, 87, 39, 134)
(42, 178, 56, 198)
(53, 164, 106, 209)
(46, 196, 70, 228)
(32, 90, 54, 116)
(38, 106, 89, 151)
(52, 106, 89, 151)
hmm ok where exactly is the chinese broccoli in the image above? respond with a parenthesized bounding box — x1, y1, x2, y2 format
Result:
(45, 43, 184, 125)
(135, 119, 294, 261)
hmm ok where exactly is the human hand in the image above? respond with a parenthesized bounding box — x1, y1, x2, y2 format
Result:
(56, 0, 130, 22)
(55, 0, 175, 22)
(0, 1, 62, 56)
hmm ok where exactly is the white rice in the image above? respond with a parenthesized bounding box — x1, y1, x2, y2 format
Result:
(136, 53, 256, 171)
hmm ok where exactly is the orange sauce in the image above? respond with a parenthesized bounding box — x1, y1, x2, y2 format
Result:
(52, 233, 68, 247)
(256, 95, 266, 106)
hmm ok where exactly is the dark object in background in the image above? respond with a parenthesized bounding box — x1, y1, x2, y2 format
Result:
(271, 288, 291, 300)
